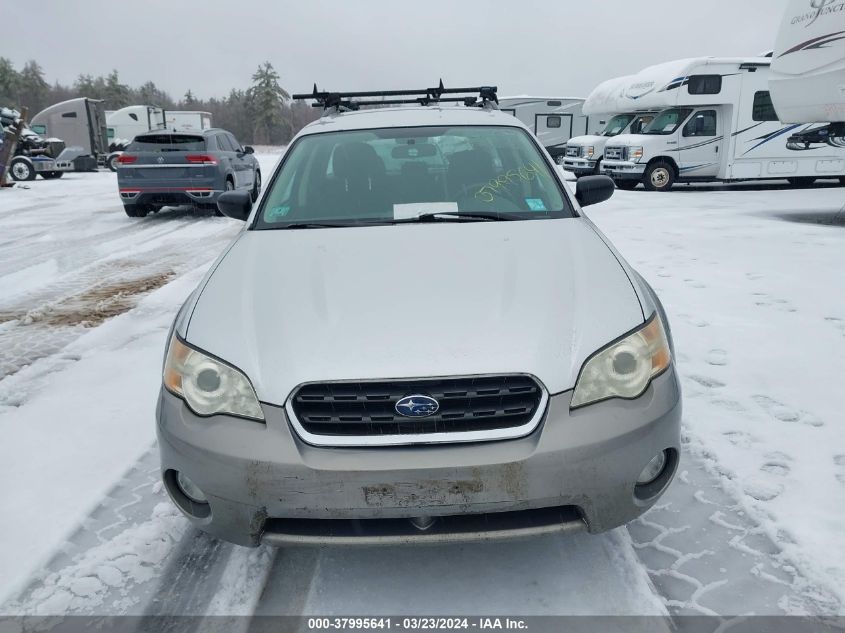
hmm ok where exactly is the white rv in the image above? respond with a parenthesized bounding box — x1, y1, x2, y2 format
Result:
(106, 105, 166, 146)
(162, 110, 212, 133)
(597, 57, 845, 190)
(498, 97, 589, 161)
(562, 77, 658, 177)
(770, 0, 845, 124)
(770, 0, 845, 162)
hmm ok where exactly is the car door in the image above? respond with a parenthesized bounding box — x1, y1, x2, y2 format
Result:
(224, 132, 251, 189)
(215, 133, 239, 187)
(678, 109, 723, 178)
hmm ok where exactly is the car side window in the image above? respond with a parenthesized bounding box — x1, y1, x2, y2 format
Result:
(683, 110, 717, 137)
(227, 133, 242, 152)
(217, 134, 235, 152)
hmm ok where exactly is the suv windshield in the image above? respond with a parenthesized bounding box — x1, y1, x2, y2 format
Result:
(255, 125, 571, 229)
(642, 108, 693, 135)
(602, 115, 635, 136)
(127, 134, 205, 151)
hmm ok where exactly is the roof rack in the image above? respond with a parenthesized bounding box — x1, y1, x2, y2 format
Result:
(291, 80, 498, 112)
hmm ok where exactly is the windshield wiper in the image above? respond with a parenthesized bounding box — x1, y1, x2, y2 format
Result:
(277, 222, 349, 229)
(389, 211, 518, 224)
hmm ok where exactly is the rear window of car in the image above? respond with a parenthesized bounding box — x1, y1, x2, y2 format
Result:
(127, 134, 206, 152)
(255, 125, 571, 228)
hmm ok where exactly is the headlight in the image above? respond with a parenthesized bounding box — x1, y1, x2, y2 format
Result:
(570, 314, 671, 409)
(629, 146, 644, 162)
(585, 146, 595, 159)
(163, 335, 264, 421)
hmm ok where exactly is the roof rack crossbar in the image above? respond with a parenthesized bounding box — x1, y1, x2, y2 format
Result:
(292, 80, 498, 111)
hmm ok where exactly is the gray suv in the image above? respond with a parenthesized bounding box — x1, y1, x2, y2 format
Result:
(116, 129, 260, 218)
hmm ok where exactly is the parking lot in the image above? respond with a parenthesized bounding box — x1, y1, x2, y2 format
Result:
(0, 158, 843, 624)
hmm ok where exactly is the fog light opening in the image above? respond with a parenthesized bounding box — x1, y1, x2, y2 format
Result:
(164, 469, 212, 520)
(637, 451, 668, 486)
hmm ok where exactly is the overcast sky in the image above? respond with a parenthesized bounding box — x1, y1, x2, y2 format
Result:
(6, 0, 789, 101)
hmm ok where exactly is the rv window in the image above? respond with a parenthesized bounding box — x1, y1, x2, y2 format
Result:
(687, 75, 722, 95)
(108, 127, 115, 139)
(602, 114, 635, 136)
(129, 113, 139, 121)
(630, 115, 654, 134)
(61, 112, 78, 118)
(642, 108, 693, 135)
(683, 110, 717, 137)
(546, 116, 562, 129)
(752, 91, 779, 122)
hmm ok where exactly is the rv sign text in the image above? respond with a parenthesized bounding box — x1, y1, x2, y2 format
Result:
(792, 0, 844, 27)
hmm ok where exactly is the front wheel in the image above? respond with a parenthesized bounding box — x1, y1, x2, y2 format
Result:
(644, 162, 676, 192)
(788, 177, 816, 188)
(615, 180, 638, 191)
(9, 157, 36, 181)
(106, 154, 119, 172)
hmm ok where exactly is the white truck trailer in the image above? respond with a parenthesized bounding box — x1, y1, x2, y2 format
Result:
(498, 97, 589, 162)
(597, 57, 845, 190)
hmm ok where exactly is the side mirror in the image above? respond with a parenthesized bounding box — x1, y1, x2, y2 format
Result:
(242, 145, 255, 154)
(575, 175, 615, 207)
(217, 190, 252, 221)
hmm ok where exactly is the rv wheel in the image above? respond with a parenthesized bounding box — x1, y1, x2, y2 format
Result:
(9, 157, 36, 181)
(644, 162, 675, 192)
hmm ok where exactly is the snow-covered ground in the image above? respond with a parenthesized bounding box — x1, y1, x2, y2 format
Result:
(0, 160, 843, 620)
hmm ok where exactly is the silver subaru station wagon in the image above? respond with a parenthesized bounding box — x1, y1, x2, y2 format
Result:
(157, 86, 681, 547)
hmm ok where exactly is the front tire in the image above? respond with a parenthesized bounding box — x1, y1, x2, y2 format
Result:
(9, 157, 36, 181)
(644, 162, 676, 192)
(107, 155, 119, 172)
(615, 180, 638, 191)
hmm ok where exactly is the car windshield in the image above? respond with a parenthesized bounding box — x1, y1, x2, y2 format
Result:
(602, 115, 635, 137)
(127, 134, 205, 151)
(641, 108, 693, 135)
(254, 125, 572, 229)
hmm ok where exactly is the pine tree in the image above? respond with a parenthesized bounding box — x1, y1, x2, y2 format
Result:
(104, 70, 130, 108)
(183, 89, 196, 106)
(246, 62, 290, 144)
(17, 60, 49, 112)
(0, 58, 21, 107)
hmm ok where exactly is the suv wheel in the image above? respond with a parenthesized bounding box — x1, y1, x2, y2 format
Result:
(124, 204, 149, 218)
(615, 180, 638, 191)
(9, 157, 35, 181)
(644, 162, 675, 192)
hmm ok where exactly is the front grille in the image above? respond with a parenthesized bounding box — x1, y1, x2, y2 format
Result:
(565, 145, 582, 158)
(289, 375, 545, 442)
(605, 146, 625, 160)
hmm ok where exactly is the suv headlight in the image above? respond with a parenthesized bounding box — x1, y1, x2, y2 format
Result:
(629, 146, 644, 162)
(571, 314, 671, 409)
(163, 335, 264, 421)
(585, 146, 595, 159)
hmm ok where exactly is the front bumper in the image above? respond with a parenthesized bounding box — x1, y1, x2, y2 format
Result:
(601, 160, 645, 181)
(562, 157, 598, 176)
(156, 369, 682, 547)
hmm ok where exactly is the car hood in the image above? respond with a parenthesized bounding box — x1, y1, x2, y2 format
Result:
(567, 134, 605, 146)
(185, 219, 644, 405)
(605, 133, 655, 148)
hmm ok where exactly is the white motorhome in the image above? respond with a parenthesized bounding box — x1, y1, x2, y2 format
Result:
(562, 77, 657, 177)
(163, 110, 213, 133)
(106, 105, 166, 146)
(598, 57, 845, 190)
(498, 96, 589, 161)
(770, 0, 845, 163)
